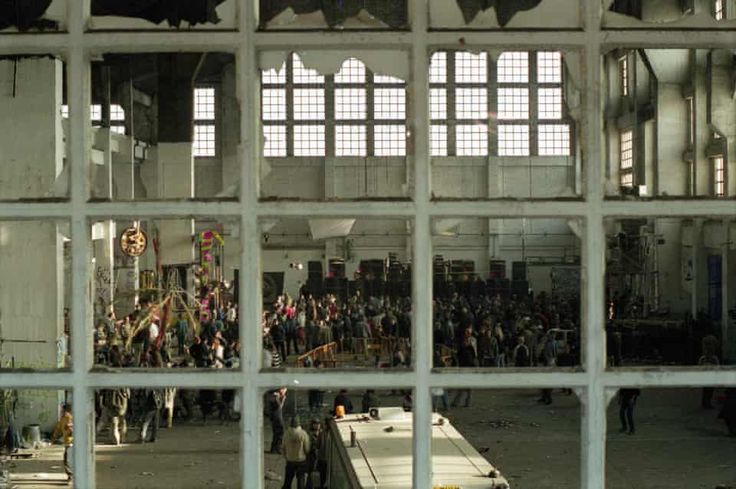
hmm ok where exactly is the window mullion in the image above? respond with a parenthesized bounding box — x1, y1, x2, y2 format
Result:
(529, 51, 539, 156)
(447, 52, 457, 156)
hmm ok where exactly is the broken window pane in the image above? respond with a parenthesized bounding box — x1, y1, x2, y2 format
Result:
(0, 220, 70, 370)
(431, 48, 581, 199)
(0, 1, 65, 32)
(0, 55, 68, 201)
(90, 217, 240, 372)
(433, 388, 580, 488)
(260, 53, 410, 200)
(430, 0, 582, 29)
(605, 217, 736, 367)
(4, 389, 73, 484)
(262, 387, 413, 487)
(603, 48, 734, 199)
(260, 217, 413, 370)
(604, 0, 736, 28)
(89, 52, 240, 201)
(259, 1, 409, 29)
(95, 387, 242, 488)
(607, 387, 736, 488)
(89, 0, 237, 30)
(432, 218, 582, 369)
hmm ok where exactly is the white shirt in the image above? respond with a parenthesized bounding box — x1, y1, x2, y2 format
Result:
(149, 323, 159, 341)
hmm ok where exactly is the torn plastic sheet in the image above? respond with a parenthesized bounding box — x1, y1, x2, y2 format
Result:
(260, 51, 410, 82)
(91, 0, 227, 28)
(264, 7, 389, 29)
(0, 0, 59, 31)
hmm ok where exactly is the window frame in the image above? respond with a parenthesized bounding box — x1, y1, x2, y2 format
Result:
(193, 85, 218, 158)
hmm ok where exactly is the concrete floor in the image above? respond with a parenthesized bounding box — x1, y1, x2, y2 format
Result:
(7, 388, 734, 489)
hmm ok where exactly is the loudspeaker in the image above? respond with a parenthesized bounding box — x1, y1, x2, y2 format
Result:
(328, 258, 346, 279)
(511, 280, 529, 297)
(263, 272, 285, 304)
(308, 261, 323, 278)
(489, 260, 506, 279)
(512, 261, 527, 281)
(324, 277, 348, 303)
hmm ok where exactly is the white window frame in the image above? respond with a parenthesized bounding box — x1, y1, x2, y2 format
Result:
(620, 129, 634, 188)
(713, 155, 726, 196)
(3, 4, 734, 489)
(193, 86, 217, 157)
(619, 55, 629, 96)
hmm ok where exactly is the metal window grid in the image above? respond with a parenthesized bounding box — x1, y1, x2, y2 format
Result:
(193, 87, 217, 157)
(2, 2, 735, 489)
(538, 124, 571, 156)
(497, 51, 529, 83)
(262, 53, 407, 157)
(713, 156, 725, 196)
(620, 129, 634, 187)
(498, 124, 530, 156)
(715, 0, 724, 20)
(619, 55, 629, 96)
(456, 123, 489, 156)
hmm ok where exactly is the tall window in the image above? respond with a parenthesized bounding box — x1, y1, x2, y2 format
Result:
(429, 50, 570, 157)
(715, 0, 725, 19)
(714, 156, 725, 196)
(193, 87, 216, 157)
(620, 130, 634, 187)
(261, 54, 407, 158)
(619, 55, 629, 96)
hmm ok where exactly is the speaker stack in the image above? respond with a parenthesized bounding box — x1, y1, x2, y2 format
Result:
(306, 261, 323, 297)
(511, 261, 529, 298)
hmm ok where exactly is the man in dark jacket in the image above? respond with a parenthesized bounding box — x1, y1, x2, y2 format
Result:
(618, 388, 641, 435)
(451, 327, 478, 408)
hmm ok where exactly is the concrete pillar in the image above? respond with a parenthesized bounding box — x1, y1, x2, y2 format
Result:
(0, 59, 65, 425)
(693, 51, 710, 196)
(691, 219, 709, 314)
(0, 57, 64, 199)
(92, 221, 115, 322)
(220, 62, 240, 196)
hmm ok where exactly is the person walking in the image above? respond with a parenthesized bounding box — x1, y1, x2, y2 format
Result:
(96, 388, 129, 445)
(538, 333, 558, 405)
(138, 389, 162, 443)
(282, 416, 311, 489)
(618, 388, 640, 435)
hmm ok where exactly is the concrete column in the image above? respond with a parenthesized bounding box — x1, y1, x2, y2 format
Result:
(92, 221, 115, 321)
(0, 57, 64, 199)
(220, 62, 240, 197)
(0, 59, 65, 428)
(691, 219, 709, 314)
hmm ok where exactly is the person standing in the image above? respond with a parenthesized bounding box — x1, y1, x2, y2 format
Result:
(51, 403, 74, 484)
(698, 342, 719, 409)
(176, 314, 188, 356)
(282, 416, 311, 489)
(268, 388, 287, 454)
(618, 388, 641, 435)
(538, 333, 558, 405)
(451, 327, 478, 408)
(305, 418, 325, 489)
(96, 388, 129, 446)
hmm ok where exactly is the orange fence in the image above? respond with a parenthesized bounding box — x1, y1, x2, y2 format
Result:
(297, 342, 337, 368)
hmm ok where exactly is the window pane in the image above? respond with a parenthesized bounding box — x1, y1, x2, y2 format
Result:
(294, 125, 326, 156)
(538, 87, 563, 119)
(620, 130, 633, 169)
(430, 88, 447, 120)
(293, 88, 326, 120)
(497, 52, 529, 83)
(431, 124, 448, 156)
(374, 88, 406, 120)
(498, 125, 530, 156)
(336, 125, 367, 156)
(263, 125, 287, 157)
(293, 53, 325, 84)
(430, 51, 447, 83)
(262, 62, 286, 84)
(456, 124, 488, 156)
(110, 104, 125, 121)
(497, 88, 529, 120)
(95, 386, 242, 487)
(335, 88, 366, 120)
(455, 51, 487, 83)
(262, 88, 286, 121)
(374, 124, 406, 156)
(193, 124, 216, 157)
(538, 51, 563, 83)
(456, 88, 487, 120)
(334, 57, 366, 84)
(91, 104, 102, 121)
(539, 124, 571, 156)
(374, 73, 404, 84)
(0, 220, 70, 370)
(194, 87, 215, 120)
